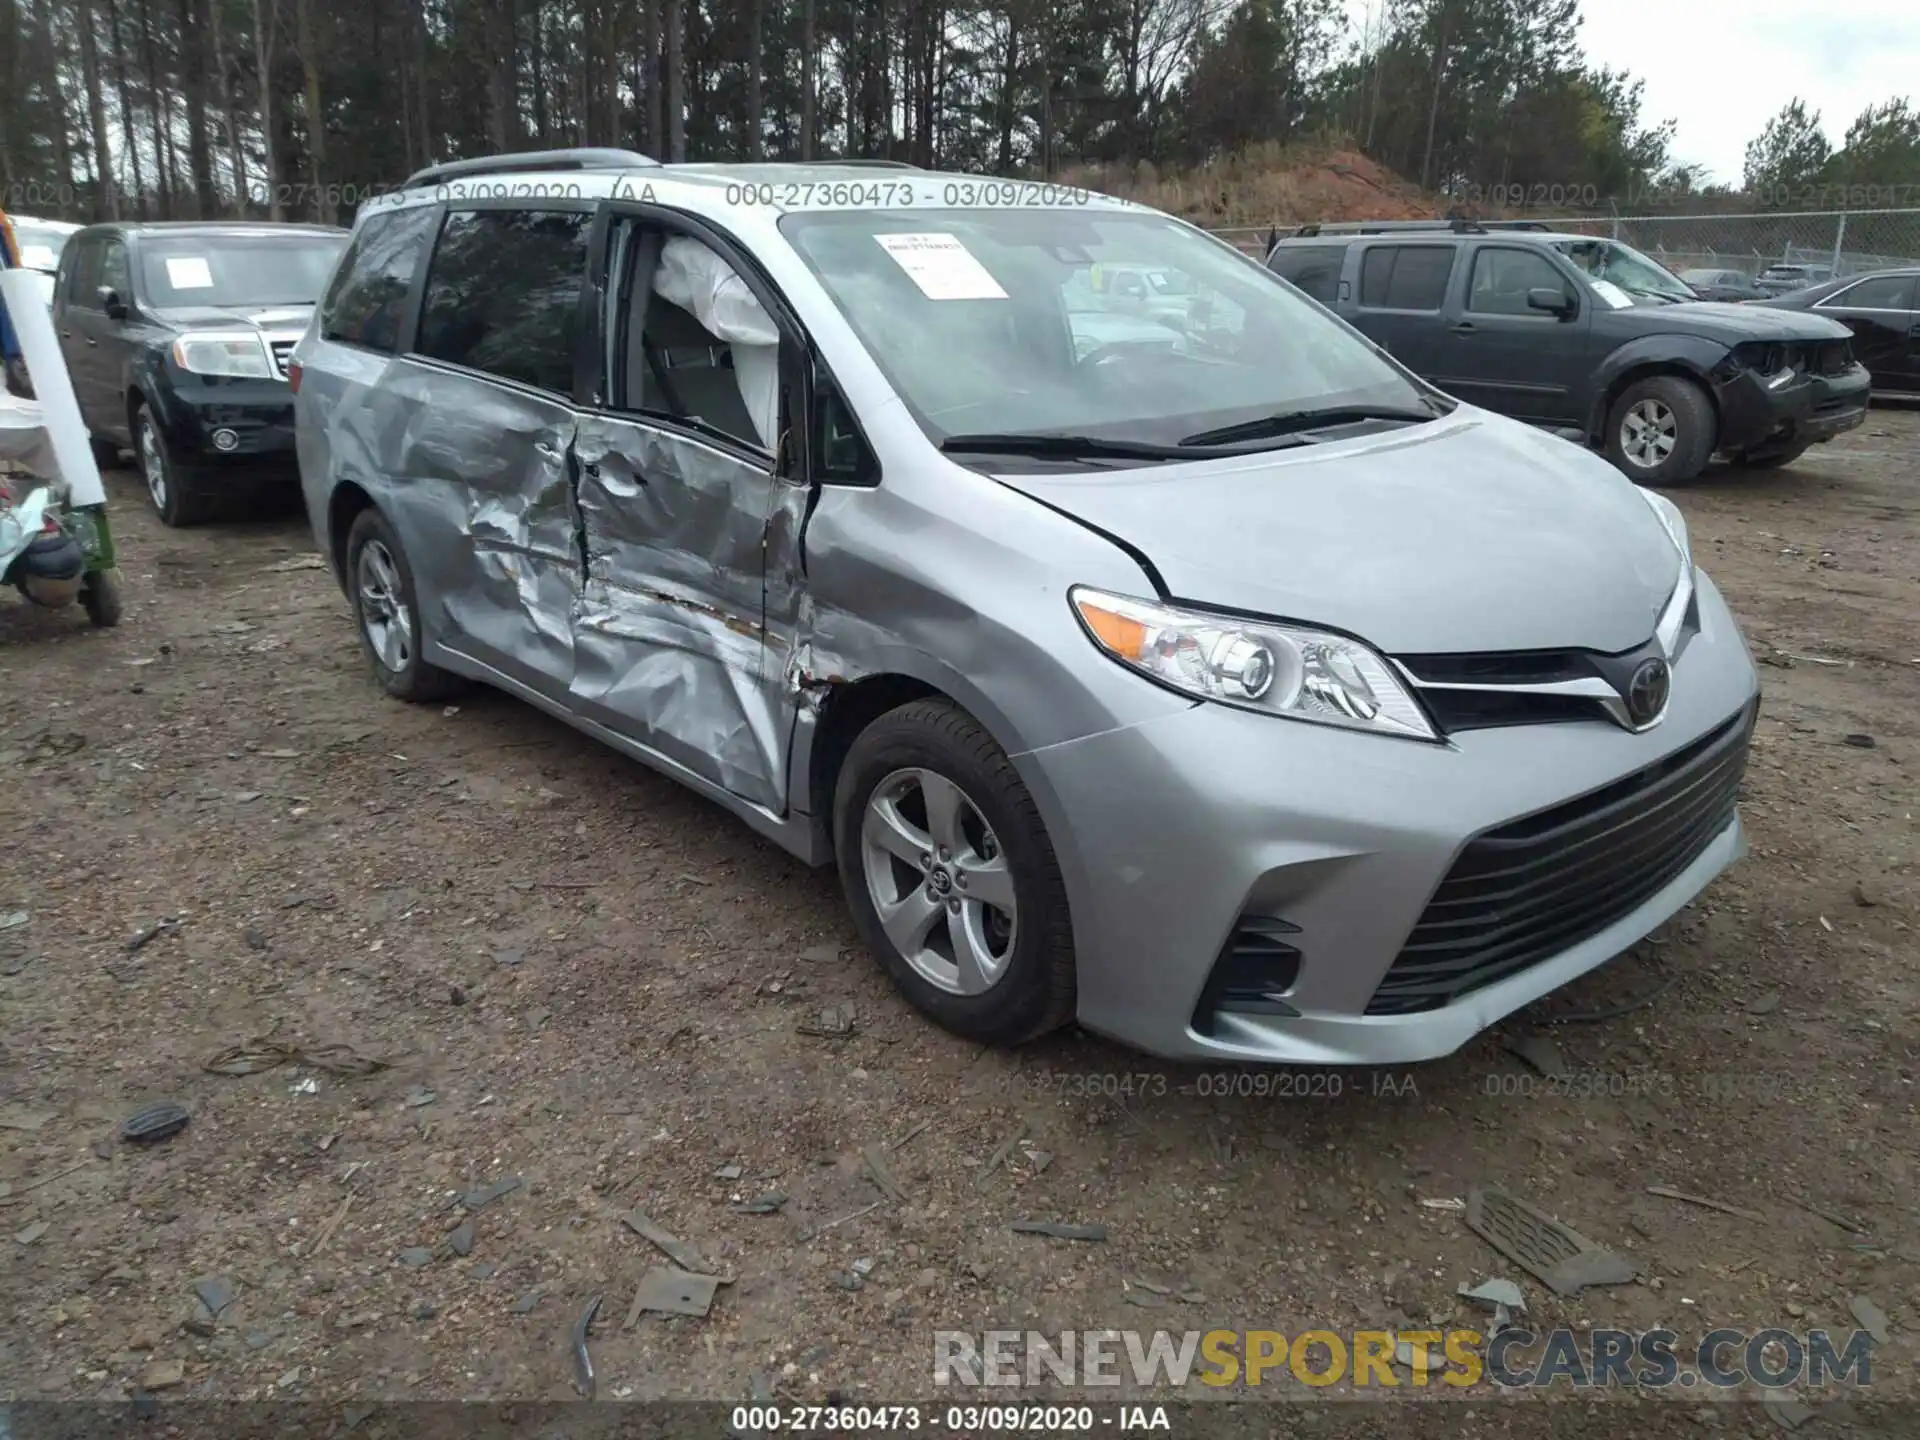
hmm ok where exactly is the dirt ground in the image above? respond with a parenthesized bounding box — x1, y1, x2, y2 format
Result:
(2, 410, 1916, 1423)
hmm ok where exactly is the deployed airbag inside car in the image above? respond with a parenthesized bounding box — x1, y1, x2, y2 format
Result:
(653, 237, 779, 448)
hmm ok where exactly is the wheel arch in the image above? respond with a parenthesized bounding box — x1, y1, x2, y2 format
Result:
(326, 481, 378, 587)
(1586, 342, 1725, 445)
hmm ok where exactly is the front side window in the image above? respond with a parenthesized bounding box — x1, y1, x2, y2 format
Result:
(320, 205, 440, 353)
(64, 238, 103, 308)
(1825, 274, 1915, 311)
(139, 232, 346, 309)
(1357, 244, 1455, 310)
(415, 208, 590, 395)
(612, 228, 779, 450)
(100, 241, 132, 300)
(1468, 248, 1572, 316)
(779, 208, 1436, 452)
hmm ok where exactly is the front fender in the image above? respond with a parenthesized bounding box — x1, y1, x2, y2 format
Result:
(1586, 335, 1732, 437)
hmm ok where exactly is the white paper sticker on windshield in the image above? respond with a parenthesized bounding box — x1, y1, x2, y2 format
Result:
(165, 256, 216, 290)
(874, 233, 1008, 301)
(1589, 279, 1633, 310)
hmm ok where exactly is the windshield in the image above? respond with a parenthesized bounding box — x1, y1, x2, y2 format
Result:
(10, 221, 74, 274)
(779, 208, 1434, 450)
(139, 233, 346, 309)
(1552, 238, 1695, 306)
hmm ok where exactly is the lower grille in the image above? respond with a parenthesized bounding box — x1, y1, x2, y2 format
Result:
(1366, 705, 1753, 1016)
(1191, 917, 1303, 1035)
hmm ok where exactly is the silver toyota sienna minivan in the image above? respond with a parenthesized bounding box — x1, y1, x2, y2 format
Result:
(292, 149, 1760, 1065)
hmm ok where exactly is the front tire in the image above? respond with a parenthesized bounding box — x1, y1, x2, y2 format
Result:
(833, 698, 1075, 1046)
(1604, 375, 1716, 484)
(81, 570, 124, 628)
(344, 507, 465, 703)
(134, 405, 214, 527)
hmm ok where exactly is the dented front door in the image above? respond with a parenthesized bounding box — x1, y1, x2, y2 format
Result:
(568, 418, 788, 810)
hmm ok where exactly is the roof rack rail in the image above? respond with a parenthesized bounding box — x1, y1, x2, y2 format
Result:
(821, 159, 919, 170)
(403, 147, 660, 190)
(1288, 217, 1557, 237)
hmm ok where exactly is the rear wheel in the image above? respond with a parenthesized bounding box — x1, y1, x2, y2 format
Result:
(833, 698, 1075, 1046)
(135, 405, 214, 527)
(344, 507, 466, 703)
(1604, 375, 1716, 485)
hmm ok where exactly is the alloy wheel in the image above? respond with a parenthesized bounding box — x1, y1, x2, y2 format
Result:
(859, 767, 1018, 996)
(1620, 398, 1678, 469)
(138, 417, 168, 513)
(356, 539, 414, 674)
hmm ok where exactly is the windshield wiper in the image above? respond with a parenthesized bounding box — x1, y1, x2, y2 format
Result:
(939, 433, 1216, 463)
(1178, 403, 1440, 449)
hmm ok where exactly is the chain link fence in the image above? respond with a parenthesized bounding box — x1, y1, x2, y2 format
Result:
(1209, 209, 1920, 279)
(1534, 210, 1920, 281)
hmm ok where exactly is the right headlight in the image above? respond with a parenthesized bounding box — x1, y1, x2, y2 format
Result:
(1071, 587, 1438, 742)
(1636, 487, 1697, 660)
(171, 332, 275, 379)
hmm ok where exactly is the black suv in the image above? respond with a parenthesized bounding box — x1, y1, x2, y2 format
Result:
(54, 221, 348, 525)
(1266, 221, 1870, 483)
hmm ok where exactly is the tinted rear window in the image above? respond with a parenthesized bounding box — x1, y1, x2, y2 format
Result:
(414, 209, 590, 394)
(1358, 244, 1456, 309)
(1268, 245, 1347, 303)
(319, 206, 440, 353)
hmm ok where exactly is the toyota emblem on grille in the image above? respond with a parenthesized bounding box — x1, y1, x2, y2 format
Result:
(1625, 657, 1671, 727)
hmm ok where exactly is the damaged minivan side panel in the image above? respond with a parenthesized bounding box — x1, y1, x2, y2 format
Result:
(396, 366, 582, 694)
(570, 418, 786, 809)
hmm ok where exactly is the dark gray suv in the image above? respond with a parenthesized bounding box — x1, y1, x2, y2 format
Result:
(1267, 222, 1869, 482)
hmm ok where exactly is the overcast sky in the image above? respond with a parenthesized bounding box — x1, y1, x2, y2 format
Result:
(1342, 0, 1920, 185)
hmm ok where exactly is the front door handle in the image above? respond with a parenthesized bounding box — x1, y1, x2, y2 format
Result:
(84, 336, 97, 347)
(1450, 321, 1477, 334)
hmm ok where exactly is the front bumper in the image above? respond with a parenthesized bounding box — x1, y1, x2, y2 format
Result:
(1713, 360, 1869, 453)
(1019, 570, 1760, 1065)
(150, 373, 298, 477)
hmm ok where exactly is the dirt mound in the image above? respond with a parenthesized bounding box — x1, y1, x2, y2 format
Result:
(1065, 141, 1433, 238)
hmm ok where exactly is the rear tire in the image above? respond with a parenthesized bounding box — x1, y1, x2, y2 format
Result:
(833, 698, 1076, 1047)
(344, 507, 466, 703)
(1604, 375, 1716, 485)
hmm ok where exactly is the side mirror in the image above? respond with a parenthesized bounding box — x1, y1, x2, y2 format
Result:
(1527, 287, 1575, 319)
(99, 287, 128, 320)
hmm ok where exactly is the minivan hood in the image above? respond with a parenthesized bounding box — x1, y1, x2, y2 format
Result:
(155, 303, 315, 333)
(1623, 299, 1849, 342)
(992, 410, 1682, 655)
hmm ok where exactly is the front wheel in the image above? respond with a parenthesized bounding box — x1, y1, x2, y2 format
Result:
(1603, 375, 1716, 485)
(344, 507, 466, 703)
(135, 406, 213, 527)
(833, 699, 1076, 1046)
(81, 569, 124, 628)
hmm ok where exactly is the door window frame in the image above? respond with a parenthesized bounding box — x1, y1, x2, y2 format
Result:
(1465, 244, 1580, 319)
(586, 198, 879, 488)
